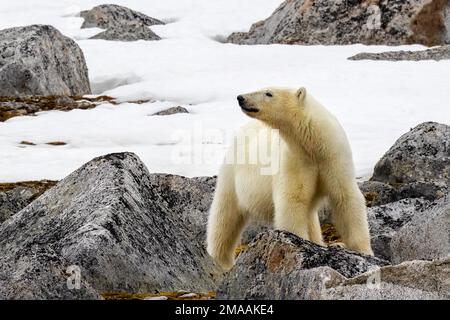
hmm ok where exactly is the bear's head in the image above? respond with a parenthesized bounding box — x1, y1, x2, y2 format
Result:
(236, 87, 307, 127)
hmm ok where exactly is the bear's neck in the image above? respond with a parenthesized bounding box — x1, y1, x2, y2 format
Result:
(277, 112, 324, 161)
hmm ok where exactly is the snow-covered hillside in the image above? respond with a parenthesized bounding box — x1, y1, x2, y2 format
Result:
(0, 0, 449, 182)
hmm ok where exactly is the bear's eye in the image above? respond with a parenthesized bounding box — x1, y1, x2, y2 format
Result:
(266, 92, 273, 97)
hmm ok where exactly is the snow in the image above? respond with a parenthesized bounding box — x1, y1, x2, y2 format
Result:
(1, 0, 450, 182)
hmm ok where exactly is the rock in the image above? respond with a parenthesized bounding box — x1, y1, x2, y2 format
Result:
(323, 258, 450, 299)
(144, 296, 168, 300)
(217, 230, 388, 299)
(0, 180, 57, 223)
(144, 174, 216, 244)
(152, 106, 189, 116)
(227, 0, 450, 46)
(359, 179, 448, 206)
(0, 25, 91, 97)
(90, 21, 161, 42)
(359, 180, 397, 207)
(371, 122, 450, 184)
(391, 195, 450, 263)
(0, 187, 35, 223)
(367, 198, 433, 261)
(325, 283, 442, 299)
(81, 4, 163, 42)
(240, 223, 270, 245)
(349, 45, 450, 61)
(80, 4, 164, 29)
(395, 181, 449, 201)
(0, 152, 220, 299)
(0, 181, 57, 223)
(178, 293, 198, 298)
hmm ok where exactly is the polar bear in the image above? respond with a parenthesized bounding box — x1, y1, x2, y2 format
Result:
(206, 87, 373, 271)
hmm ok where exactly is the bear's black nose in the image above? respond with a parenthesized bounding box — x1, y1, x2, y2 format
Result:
(237, 95, 245, 105)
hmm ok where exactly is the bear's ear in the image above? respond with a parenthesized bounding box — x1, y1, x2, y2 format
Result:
(296, 87, 307, 102)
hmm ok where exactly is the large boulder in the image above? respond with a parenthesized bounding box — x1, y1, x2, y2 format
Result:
(228, 0, 450, 46)
(80, 4, 164, 29)
(0, 25, 91, 97)
(371, 122, 450, 184)
(218, 230, 388, 299)
(0, 152, 220, 299)
(391, 196, 450, 264)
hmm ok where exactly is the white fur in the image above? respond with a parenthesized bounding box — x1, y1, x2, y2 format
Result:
(206, 87, 373, 271)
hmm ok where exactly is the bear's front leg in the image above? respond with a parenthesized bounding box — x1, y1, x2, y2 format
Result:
(206, 167, 249, 271)
(272, 187, 312, 241)
(272, 160, 321, 242)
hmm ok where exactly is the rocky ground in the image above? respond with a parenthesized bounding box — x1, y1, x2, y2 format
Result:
(0, 95, 115, 122)
(0, 121, 449, 299)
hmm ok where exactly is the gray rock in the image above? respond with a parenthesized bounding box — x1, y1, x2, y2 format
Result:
(367, 198, 433, 261)
(0, 25, 91, 97)
(217, 230, 388, 299)
(359, 180, 397, 207)
(359, 179, 448, 209)
(152, 106, 189, 116)
(0, 181, 57, 223)
(0, 152, 220, 299)
(349, 45, 450, 61)
(391, 195, 450, 264)
(90, 21, 161, 42)
(144, 174, 216, 244)
(240, 223, 270, 245)
(395, 181, 449, 201)
(227, 0, 450, 46)
(371, 122, 450, 184)
(324, 283, 443, 299)
(80, 4, 164, 29)
(0, 187, 35, 223)
(324, 258, 450, 299)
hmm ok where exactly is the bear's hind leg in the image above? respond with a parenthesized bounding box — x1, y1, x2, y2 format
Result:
(328, 186, 373, 256)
